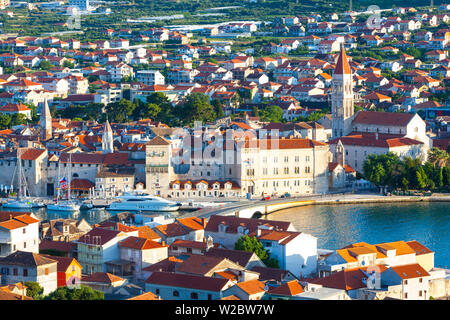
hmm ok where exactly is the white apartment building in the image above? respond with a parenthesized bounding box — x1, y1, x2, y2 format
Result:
(259, 228, 318, 278)
(0, 213, 40, 258)
(69, 0, 90, 11)
(136, 70, 165, 86)
(75, 227, 138, 275)
(0, 251, 57, 295)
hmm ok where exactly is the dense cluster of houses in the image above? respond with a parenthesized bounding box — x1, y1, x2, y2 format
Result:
(0, 4, 449, 300)
(0, 211, 448, 300)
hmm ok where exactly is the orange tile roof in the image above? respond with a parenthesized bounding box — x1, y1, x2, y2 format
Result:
(82, 272, 124, 284)
(389, 263, 430, 279)
(406, 240, 433, 255)
(214, 270, 239, 281)
(119, 236, 166, 250)
(310, 268, 366, 290)
(236, 279, 265, 295)
(176, 217, 205, 231)
(127, 292, 161, 300)
(137, 226, 161, 240)
(334, 47, 351, 75)
(268, 280, 304, 296)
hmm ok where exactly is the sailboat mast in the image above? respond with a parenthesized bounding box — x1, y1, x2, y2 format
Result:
(17, 149, 21, 200)
(57, 156, 60, 204)
(68, 153, 71, 201)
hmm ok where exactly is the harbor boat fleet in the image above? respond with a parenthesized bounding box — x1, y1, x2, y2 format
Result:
(1, 152, 192, 213)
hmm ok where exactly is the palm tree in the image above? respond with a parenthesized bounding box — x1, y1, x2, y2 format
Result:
(428, 147, 449, 168)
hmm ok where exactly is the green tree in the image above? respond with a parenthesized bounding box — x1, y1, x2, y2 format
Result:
(252, 106, 260, 117)
(401, 177, 409, 191)
(235, 235, 279, 268)
(428, 147, 449, 168)
(10, 113, 27, 126)
(44, 285, 104, 300)
(212, 99, 225, 118)
(25, 281, 44, 300)
(175, 93, 216, 125)
(63, 60, 75, 68)
(416, 166, 428, 189)
(260, 105, 283, 123)
(235, 235, 268, 260)
(145, 92, 176, 125)
(105, 99, 135, 123)
(39, 60, 54, 70)
(0, 114, 11, 129)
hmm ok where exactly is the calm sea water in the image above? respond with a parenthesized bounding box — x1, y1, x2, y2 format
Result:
(265, 202, 450, 268)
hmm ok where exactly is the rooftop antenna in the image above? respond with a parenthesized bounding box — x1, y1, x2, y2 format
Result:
(349, 0, 352, 12)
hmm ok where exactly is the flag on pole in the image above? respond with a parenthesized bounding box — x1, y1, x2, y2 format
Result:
(59, 177, 68, 189)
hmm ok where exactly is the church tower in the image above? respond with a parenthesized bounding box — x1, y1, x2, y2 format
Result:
(102, 120, 114, 154)
(332, 45, 354, 139)
(40, 98, 52, 141)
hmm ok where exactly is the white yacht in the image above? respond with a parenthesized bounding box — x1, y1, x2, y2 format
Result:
(107, 193, 180, 212)
(47, 201, 80, 212)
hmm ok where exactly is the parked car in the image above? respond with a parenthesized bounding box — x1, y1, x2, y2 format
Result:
(262, 196, 271, 201)
(281, 193, 291, 198)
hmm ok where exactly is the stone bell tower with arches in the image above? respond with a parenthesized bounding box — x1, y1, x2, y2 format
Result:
(331, 44, 355, 139)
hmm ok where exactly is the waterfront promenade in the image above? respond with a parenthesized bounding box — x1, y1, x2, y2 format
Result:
(180, 192, 450, 219)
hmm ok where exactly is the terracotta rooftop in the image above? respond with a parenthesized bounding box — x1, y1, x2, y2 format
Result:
(268, 280, 304, 296)
(119, 236, 165, 250)
(235, 279, 266, 295)
(0, 251, 57, 267)
(82, 272, 124, 284)
(334, 46, 351, 75)
(145, 271, 231, 292)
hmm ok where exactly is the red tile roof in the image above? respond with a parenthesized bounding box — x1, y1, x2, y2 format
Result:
(145, 271, 231, 292)
(77, 227, 122, 246)
(0, 103, 31, 112)
(170, 239, 207, 250)
(154, 222, 189, 238)
(236, 279, 266, 295)
(127, 292, 161, 300)
(70, 179, 95, 190)
(389, 263, 430, 279)
(142, 256, 183, 273)
(309, 268, 367, 291)
(41, 255, 79, 273)
(82, 272, 124, 284)
(135, 226, 161, 241)
(334, 47, 351, 75)
(18, 148, 46, 161)
(329, 132, 423, 148)
(119, 236, 166, 250)
(353, 111, 413, 126)
(176, 254, 228, 275)
(39, 239, 76, 253)
(268, 280, 304, 296)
